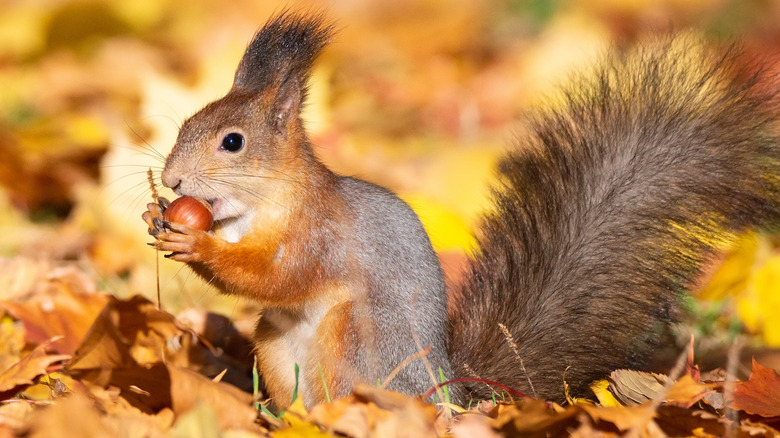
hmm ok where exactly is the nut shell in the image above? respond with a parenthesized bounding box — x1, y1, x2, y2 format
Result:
(163, 196, 213, 231)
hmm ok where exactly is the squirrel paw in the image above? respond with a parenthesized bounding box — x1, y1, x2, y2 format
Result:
(142, 198, 170, 237)
(151, 221, 212, 263)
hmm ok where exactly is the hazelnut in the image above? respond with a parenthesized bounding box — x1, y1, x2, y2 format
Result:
(163, 196, 213, 231)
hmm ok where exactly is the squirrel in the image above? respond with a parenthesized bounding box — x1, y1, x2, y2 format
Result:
(142, 12, 780, 409)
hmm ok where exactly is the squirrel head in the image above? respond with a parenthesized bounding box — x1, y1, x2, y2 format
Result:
(161, 12, 334, 223)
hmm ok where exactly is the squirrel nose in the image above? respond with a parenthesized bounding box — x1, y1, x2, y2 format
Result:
(161, 170, 182, 192)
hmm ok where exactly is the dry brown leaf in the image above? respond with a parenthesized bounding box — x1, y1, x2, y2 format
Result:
(168, 365, 258, 432)
(63, 295, 258, 429)
(0, 339, 69, 401)
(0, 267, 107, 355)
(67, 295, 187, 371)
(309, 384, 438, 438)
(739, 419, 780, 438)
(580, 403, 654, 432)
(653, 406, 724, 437)
(488, 399, 581, 437)
(729, 358, 780, 417)
(607, 369, 671, 406)
(664, 374, 713, 407)
(26, 392, 168, 438)
(68, 295, 253, 394)
(0, 400, 35, 432)
(451, 413, 501, 438)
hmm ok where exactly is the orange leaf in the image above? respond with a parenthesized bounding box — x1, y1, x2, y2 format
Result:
(0, 275, 108, 355)
(580, 403, 655, 432)
(665, 375, 713, 408)
(730, 359, 780, 417)
(168, 365, 258, 432)
(0, 338, 70, 400)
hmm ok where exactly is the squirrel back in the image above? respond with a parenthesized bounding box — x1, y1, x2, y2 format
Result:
(448, 38, 780, 401)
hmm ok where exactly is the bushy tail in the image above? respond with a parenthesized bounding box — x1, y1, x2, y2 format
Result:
(447, 37, 780, 402)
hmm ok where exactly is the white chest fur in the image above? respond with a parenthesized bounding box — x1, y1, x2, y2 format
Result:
(259, 301, 332, 404)
(216, 210, 256, 243)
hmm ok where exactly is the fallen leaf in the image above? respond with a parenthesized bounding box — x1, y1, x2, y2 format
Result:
(580, 403, 655, 432)
(664, 375, 713, 407)
(489, 399, 581, 437)
(0, 266, 107, 355)
(0, 339, 69, 401)
(739, 419, 780, 438)
(26, 391, 169, 438)
(590, 379, 620, 407)
(167, 400, 220, 438)
(0, 399, 35, 431)
(729, 359, 780, 417)
(653, 406, 724, 437)
(168, 365, 259, 432)
(68, 295, 190, 371)
(308, 384, 438, 438)
(278, 397, 328, 437)
(451, 413, 500, 438)
(607, 369, 671, 406)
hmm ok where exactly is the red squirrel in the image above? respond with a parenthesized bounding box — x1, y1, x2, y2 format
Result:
(143, 12, 780, 408)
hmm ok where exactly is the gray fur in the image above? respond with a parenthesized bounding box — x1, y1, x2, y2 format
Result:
(336, 177, 461, 399)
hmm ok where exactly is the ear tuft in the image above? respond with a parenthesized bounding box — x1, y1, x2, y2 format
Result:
(232, 11, 334, 100)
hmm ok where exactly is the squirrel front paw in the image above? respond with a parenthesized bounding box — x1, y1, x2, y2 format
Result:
(142, 198, 170, 237)
(150, 221, 213, 263)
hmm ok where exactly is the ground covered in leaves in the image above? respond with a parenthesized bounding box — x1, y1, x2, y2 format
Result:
(1, 264, 780, 437)
(1, 0, 780, 436)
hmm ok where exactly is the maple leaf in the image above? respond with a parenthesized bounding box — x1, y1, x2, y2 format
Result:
(729, 359, 780, 417)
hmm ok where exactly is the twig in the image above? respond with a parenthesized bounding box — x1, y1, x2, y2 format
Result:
(499, 323, 536, 398)
(147, 168, 161, 310)
(724, 336, 744, 438)
(381, 345, 431, 390)
(147, 168, 159, 204)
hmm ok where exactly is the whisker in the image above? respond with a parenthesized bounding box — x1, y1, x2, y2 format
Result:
(111, 143, 167, 163)
(208, 178, 291, 212)
(205, 172, 305, 187)
(101, 164, 165, 170)
(125, 120, 169, 161)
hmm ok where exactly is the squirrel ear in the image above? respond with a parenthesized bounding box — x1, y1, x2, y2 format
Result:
(231, 12, 333, 137)
(273, 79, 302, 136)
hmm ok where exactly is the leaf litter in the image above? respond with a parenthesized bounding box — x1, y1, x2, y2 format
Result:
(0, 259, 777, 436)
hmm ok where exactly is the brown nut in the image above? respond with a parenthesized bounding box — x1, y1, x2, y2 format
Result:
(163, 196, 213, 231)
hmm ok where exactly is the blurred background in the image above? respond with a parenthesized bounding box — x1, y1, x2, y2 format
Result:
(0, 0, 778, 358)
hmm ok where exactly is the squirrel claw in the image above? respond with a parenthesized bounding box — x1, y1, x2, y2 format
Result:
(143, 202, 167, 236)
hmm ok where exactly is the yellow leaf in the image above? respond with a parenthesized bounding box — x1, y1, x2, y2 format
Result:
(738, 253, 780, 346)
(281, 397, 309, 427)
(277, 397, 330, 437)
(589, 379, 621, 407)
(697, 232, 758, 301)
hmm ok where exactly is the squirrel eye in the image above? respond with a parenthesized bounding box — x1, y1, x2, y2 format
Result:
(220, 132, 245, 152)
